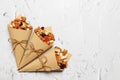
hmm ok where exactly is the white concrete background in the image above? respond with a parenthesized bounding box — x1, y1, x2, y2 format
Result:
(0, 0, 120, 80)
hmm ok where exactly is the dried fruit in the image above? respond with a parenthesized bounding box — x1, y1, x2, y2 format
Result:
(59, 62, 67, 69)
(55, 46, 68, 69)
(9, 16, 32, 30)
(40, 33, 46, 37)
(34, 26, 55, 45)
(41, 27, 44, 30)
(44, 36, 50, 42)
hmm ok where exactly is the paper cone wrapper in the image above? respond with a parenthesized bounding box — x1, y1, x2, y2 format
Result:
(19, 27, 53, 68)
(8, 25, 32, 67)
(19, 47, 71, 72)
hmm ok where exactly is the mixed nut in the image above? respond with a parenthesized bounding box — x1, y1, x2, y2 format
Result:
(55, 46, 68, 69)
(34, 27, 55, 45)
(9, 16, 32, 30)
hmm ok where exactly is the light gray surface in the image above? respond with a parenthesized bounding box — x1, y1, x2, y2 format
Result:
(0, 0, 120, 80)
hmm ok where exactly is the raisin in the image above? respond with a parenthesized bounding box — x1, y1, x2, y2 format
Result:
(41, 26, 44, 30)
(59, 63, 66, 69)
(19, 22, 23, 26)
(41, 33, 46, 37)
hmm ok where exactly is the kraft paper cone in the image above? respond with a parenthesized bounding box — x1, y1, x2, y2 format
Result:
(8, 25, 32, 68)
(19, 27, 53, 68)
(19, 47, 71, 72)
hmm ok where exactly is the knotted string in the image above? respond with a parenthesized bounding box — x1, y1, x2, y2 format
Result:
(36, 56, 51, 71)
(24, 43, 51, 71)
(9, 39, 51, 71)
(25, 42, 44, 57)
(19, 42, 44, 66)
(8, 38, 28, 52)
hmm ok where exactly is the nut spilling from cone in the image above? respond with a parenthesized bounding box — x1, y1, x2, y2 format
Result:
(9, 16, 32, 30)
(55, 46, 68, 69)
(34, 26, 55, 45)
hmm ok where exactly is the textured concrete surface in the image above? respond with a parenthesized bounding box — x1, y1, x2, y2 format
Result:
(0, 0, 120, 80)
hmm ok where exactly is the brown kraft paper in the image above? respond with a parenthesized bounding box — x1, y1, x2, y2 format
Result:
(19, 27, 53, 68)
(19, 47, 71, 72)
(8, 25, 32, 68)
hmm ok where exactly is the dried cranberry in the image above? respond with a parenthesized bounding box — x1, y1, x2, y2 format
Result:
(44, 36, 50, 41)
